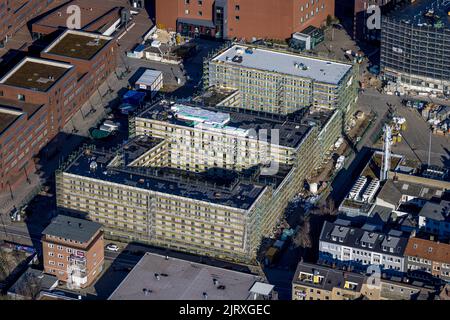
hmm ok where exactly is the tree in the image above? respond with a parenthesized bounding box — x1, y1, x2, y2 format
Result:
(293, 216, 312, 249)
(0, 249, 11, 281)
(16, 273, 43, 300)
(326, 15, 333, 26)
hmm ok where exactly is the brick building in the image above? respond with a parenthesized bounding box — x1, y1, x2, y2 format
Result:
(0, 0, 56, 47)
(404, 237, 450, 283)
(155, 0, 335, 41)
(31, 0, 126, 38)
(0, 30, 117, 192)
(42, 215, 104, 289)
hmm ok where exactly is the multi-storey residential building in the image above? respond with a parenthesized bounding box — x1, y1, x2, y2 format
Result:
(205, 44, 359, 121)
(292, 261, 441, 300)
(418, 200, 450, 241)
(404, 237, 450, 283)
(42, 215, 104, 289)
(0, 30, 117, 192)
(155, 0, 334, 41)
(381, 0, 450, 96)
(0, 0, 55, 47)
(361, 273, 440, 300)
(292, 261, 365, 300)
(319, 219, 409, 274)
(56, 99, 343, 263)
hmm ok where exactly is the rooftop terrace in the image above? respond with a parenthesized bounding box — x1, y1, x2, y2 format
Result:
(0, 58, 72, 92)
(137, 101, 313, 148)
(211, 44, 353, 85)
(44, 31, 112, 60)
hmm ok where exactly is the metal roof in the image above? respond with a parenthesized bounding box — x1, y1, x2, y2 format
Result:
(42, 215, 102, 243)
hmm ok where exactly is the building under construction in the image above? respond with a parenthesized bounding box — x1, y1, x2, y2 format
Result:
(381, 0, 450, 96)
(56, 99, 343, 263)
(204, 44, 359, 121)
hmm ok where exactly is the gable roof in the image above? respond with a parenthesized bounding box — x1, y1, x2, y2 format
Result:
(404, 237, 450, 264)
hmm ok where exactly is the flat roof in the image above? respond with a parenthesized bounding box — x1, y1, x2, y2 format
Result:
(0, 111, 21, 136)
(0, 58, 72, 92)
(109, 252, 263, 300)
(33, 0, 123, 32)
(42, 215, 102, 243)
(136, 69, 163, 85)
(0, 98, 45, 136)
(212, 44, 353, 85)
(137, 101, 313, 148)
(44, 30, 112, 60)
(65, 148, 268, 210)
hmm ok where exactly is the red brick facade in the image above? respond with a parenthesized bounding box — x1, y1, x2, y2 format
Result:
(155, 0, 334, 40)
(42, 229, 104, 287)
(0, 31, 117, 192)
(0, 0, 53, 47)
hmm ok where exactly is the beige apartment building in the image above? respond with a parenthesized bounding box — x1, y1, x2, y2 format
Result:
(204, 44, 359, 121)
(56, 100, 343, 263)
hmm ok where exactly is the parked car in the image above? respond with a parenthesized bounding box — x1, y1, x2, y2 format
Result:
(106, 244, 120, 252)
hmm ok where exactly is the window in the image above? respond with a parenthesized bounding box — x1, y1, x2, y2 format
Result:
(235, 16, 240, 21)
(49, 260, 55, 265)
(48, 244, 54, 248)
(235, 5, 240, 10)
(198, 10, 202, 16)
(185, 0, 190, 3)
(18, 94, 25, 101)
(48, 252, 54, 257)
(185, 9, 189, 14)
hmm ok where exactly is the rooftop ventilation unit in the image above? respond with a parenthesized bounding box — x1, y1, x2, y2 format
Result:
(232, 55, 243, 63)
(348, 176, 367, 200)
(362, 179, 380, 203)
